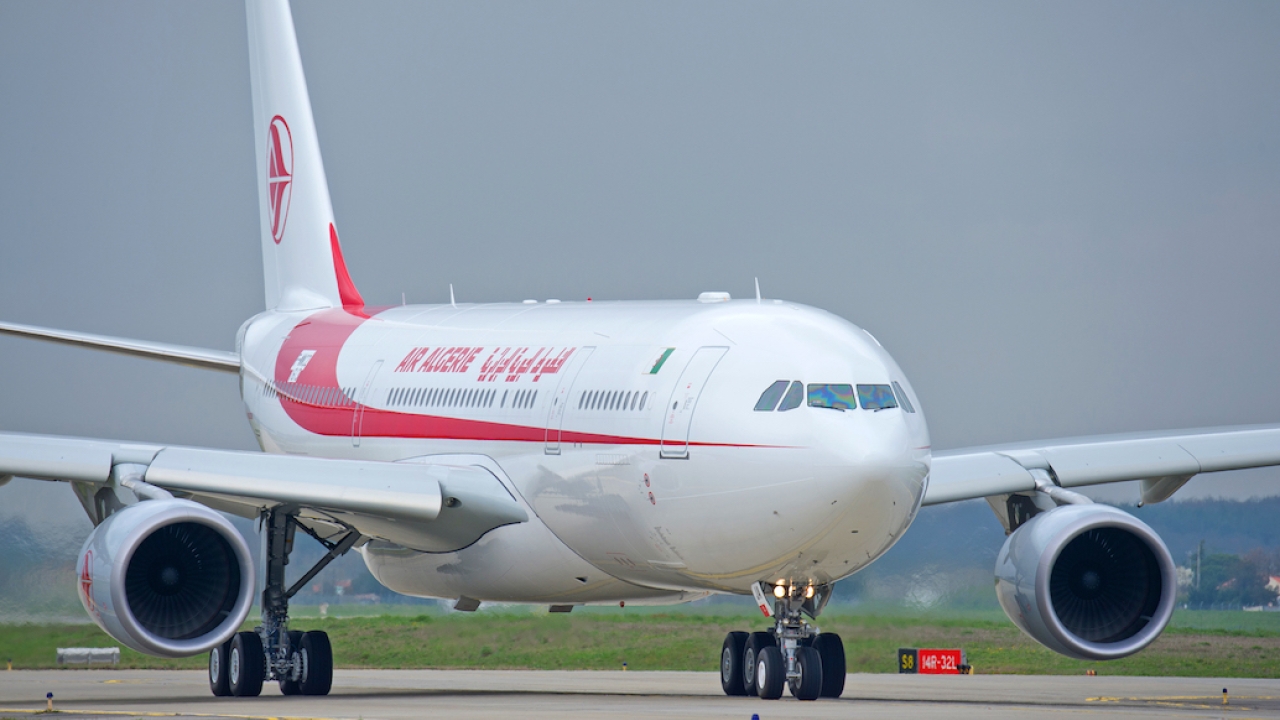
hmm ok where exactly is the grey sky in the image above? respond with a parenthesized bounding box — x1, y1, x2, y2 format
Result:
(1, 0, 1279, 524)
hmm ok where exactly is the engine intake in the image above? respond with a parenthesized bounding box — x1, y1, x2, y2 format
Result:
(77, 499, 255, 658)
(994, 504, 1175, 661)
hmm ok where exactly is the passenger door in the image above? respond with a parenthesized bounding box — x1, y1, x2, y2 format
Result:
(351, 359, 383, 447)
(544, 347, 595, 455)
(659, 347, 728, 459)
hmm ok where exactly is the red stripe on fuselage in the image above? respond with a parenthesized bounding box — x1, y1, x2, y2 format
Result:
(272, 307, 767, 448)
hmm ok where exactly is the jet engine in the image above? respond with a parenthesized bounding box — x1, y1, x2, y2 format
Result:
(994, 503, 1176, 661)
(76, 498, 255, 658)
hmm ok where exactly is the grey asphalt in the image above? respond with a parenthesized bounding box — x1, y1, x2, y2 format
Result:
(0, 669, 1277, 719)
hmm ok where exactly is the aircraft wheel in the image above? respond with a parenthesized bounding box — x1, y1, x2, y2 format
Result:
(788, 646, 823, 700)
(299, 630, 333, 696)
(278, 630, 305, 696)
(813, 633, 846, 698)
(742, 631, 774, 696)
(228, 631, 264, 697)
(755, 645, 785, 700)
(208, 640, 231, 696)
(720, 632, 748, 696)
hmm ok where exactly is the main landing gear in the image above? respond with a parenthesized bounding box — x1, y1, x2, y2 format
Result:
(209, 507, 359, 698)
(719, 582, 845, 701)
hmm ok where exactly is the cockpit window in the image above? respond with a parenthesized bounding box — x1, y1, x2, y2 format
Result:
(857, 384, 898, 411)
(754, 380, 790, 411)
(807, 383, 856, 411)
(777, 381, 804, 412)
(892, 381, 916, 413)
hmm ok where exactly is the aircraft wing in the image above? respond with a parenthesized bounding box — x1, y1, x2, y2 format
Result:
(0, 431, 527, 552)
(923, 423, 1280, 506)
(0, 321, 239, 373)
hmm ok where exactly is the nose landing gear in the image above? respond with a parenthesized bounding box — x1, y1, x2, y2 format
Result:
(719, 581, 845, 700)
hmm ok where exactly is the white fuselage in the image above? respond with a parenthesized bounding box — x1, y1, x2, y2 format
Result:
(237, 298, 931, 605)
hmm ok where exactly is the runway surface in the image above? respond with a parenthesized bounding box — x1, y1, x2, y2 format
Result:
(1, 669, 1278, 719)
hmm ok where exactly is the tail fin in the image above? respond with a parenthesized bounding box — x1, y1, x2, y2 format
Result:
(246, 0, 363, 312)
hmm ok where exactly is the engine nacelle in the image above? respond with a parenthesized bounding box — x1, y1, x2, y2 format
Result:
(994, 504, 1176, 661)
(76, 499, 255, 658)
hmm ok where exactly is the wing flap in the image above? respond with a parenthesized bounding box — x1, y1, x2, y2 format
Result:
(1042, 440, 1201, 488)
(145, 447, 443, 523)
(0, 432, 116, 482)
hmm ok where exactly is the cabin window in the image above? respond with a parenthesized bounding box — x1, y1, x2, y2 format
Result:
(807, 383, 856, 411)
(754, 380, 790, 411)
(857, 384, 898, 411)
(640, 391, 648, 410)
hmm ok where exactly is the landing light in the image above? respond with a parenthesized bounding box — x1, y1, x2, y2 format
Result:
(773, 584, 786, 599)
(805, 585, 815, 599)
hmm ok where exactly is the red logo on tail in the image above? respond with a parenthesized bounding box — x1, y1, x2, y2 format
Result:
(267, 115, 294, 244)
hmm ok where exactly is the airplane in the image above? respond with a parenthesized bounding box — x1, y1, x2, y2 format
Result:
(2, 0, 1279, 703)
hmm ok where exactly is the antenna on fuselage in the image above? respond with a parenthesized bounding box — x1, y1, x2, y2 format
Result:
(450, 284, 457, 308)
(755, 277, 762, 303)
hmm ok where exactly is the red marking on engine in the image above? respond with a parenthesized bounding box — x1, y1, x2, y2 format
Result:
(78, 550, 97, 618)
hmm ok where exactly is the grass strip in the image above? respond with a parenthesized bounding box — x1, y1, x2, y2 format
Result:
(0, 609, 1277, 677)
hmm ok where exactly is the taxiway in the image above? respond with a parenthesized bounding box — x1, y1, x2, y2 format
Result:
(0, 669, 1277, 719)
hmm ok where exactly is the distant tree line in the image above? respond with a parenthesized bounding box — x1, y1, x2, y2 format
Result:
(1181, 547, 1280, 610)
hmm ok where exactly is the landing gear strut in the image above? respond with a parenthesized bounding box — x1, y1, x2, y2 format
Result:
(209, 507, 358, 697)
(719, 582, 844, 700)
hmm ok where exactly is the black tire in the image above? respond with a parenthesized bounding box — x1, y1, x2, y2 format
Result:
(788, 646, 823, 701)
(278, 630, 305, 696)
(720, 632, 748, 696)
(755, 645, 785, 700)
(228, 631, 264, 697)
(208, 640, 231, 697)
(742, 631, 774, 696)
(299, 630, 333, 696)
(813, 633, 846, 698)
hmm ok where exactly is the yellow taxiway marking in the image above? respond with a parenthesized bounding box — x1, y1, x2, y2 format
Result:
(1090, 695, 1279, 701)
(0, 708, 336, 720)
(1088, 695, 1278, 711)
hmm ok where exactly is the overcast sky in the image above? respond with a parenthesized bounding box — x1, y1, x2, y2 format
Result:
(1, 0, 1279, 527)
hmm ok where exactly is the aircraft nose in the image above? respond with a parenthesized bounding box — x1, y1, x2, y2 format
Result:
(826, 409, 929, 518)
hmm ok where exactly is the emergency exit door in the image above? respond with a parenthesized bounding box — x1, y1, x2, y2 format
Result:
(659, 347, 728, 459)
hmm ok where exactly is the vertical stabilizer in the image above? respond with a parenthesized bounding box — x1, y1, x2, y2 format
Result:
(246, 0, 363, 311)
